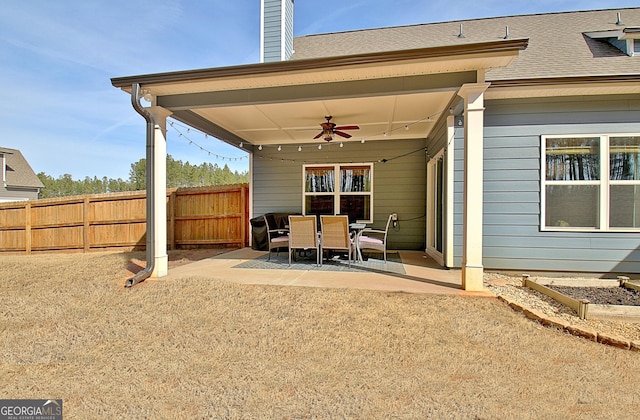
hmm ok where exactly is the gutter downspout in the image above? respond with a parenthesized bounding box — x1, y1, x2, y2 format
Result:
(126, 83, 156, 287)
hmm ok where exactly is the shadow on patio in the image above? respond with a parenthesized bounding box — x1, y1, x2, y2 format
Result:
(163, 248, 492, 296)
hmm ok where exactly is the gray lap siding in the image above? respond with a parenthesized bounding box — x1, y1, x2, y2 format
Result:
(252, 138, 428, 251)
(452, 94, 640, 274)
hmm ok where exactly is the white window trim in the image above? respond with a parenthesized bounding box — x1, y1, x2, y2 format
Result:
(541, 133, 640, 232)
(302, 162, 374, 223)
(426, 149, 445, 266)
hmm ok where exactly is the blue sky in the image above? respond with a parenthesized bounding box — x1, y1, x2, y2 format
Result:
(1, 0, 637, 180)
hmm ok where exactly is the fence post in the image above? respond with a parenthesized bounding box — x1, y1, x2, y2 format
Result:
(25, 202, 32, 254)
(83, 196, 90, 253)
(241, 185, 247, 247)
(168, 189, 176, 250)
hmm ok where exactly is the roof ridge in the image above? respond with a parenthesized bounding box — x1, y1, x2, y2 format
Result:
(294, 7, 640, 39)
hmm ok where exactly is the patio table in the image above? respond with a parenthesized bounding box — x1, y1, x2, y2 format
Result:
(349, 223, 367, 262)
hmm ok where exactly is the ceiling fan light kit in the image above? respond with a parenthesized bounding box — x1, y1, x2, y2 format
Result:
(313, 116, 359, 142)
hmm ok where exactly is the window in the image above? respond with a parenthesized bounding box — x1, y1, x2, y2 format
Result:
(542, 134, 640, 231)
(303, 163, 373, 222)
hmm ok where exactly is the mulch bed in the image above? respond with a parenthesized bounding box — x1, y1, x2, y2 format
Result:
(546, 285, 640, 306)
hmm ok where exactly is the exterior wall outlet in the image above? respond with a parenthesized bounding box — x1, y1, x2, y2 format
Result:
(391, 213, 398, 221)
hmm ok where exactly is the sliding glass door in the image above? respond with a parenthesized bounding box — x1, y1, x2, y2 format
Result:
(427, 151, 444, 263)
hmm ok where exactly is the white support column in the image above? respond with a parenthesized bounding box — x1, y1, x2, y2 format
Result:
(457, 83, 490, 291)
(147, 106, 172, 277)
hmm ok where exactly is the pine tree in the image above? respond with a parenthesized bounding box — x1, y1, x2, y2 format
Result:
(37, 155, 248, 198)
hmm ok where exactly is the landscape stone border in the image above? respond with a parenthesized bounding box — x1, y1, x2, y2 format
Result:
(497, 295, 640, 352)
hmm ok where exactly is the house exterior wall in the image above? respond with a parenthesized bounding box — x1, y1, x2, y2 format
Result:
(452, 93, 640, 274)
(424, 113, 457, 264)
(252, 138, 428, 250)
(425, 114, 453, 154)
(283, 0, 294, 60)
(0, 187, 38, 202)
(261, 0, 294, 62)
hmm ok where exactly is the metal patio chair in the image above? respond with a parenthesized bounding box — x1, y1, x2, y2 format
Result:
(357, 214, 393, 263)
(265, 214, 289, 261)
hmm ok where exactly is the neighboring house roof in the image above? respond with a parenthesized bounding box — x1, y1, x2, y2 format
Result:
(291, 8, 640, 82)
(0, 147, 45, 189)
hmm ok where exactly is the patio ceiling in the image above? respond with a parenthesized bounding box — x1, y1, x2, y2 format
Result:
(189, 90, 455, 146)
(112, 39, 528, 150)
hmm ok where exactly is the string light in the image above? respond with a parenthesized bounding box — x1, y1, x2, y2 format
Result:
(168, 120, 249, 162)
(246, 108, 455, 166)
(169, 109, 447, 165)
(252, 110, 444, 154)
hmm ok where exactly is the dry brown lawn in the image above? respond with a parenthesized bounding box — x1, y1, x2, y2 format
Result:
(1, 250, 639, 418)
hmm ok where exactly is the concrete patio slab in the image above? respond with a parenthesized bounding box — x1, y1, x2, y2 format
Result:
(162, 248, 494, 296)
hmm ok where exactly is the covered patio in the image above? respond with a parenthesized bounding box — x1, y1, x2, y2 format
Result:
(160, 248, 492, 296)
(111, 39, 527, 289)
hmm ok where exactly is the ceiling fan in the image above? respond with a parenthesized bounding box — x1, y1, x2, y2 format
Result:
(313, 116, 359, 142)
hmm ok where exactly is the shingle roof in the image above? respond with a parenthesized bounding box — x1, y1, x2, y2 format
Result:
(291, 8, 640, 81)
(0, 147, 44, 189)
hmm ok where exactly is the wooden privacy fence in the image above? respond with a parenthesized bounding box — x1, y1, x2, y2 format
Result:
(0, 184, 249, 253)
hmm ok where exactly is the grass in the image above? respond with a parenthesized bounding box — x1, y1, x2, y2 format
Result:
(1, 251, 639, 418)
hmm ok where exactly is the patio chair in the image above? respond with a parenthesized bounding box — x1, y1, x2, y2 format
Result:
(288, 215, 320, 266)
(265, 214, 289, 261)
(320, 215, 354, 267)
(357, 214, 393, 263)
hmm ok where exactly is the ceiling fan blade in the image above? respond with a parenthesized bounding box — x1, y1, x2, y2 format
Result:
(313, 132, 324, 139)
(334, 125, 359, 131)
(335, 131, 352, 139)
